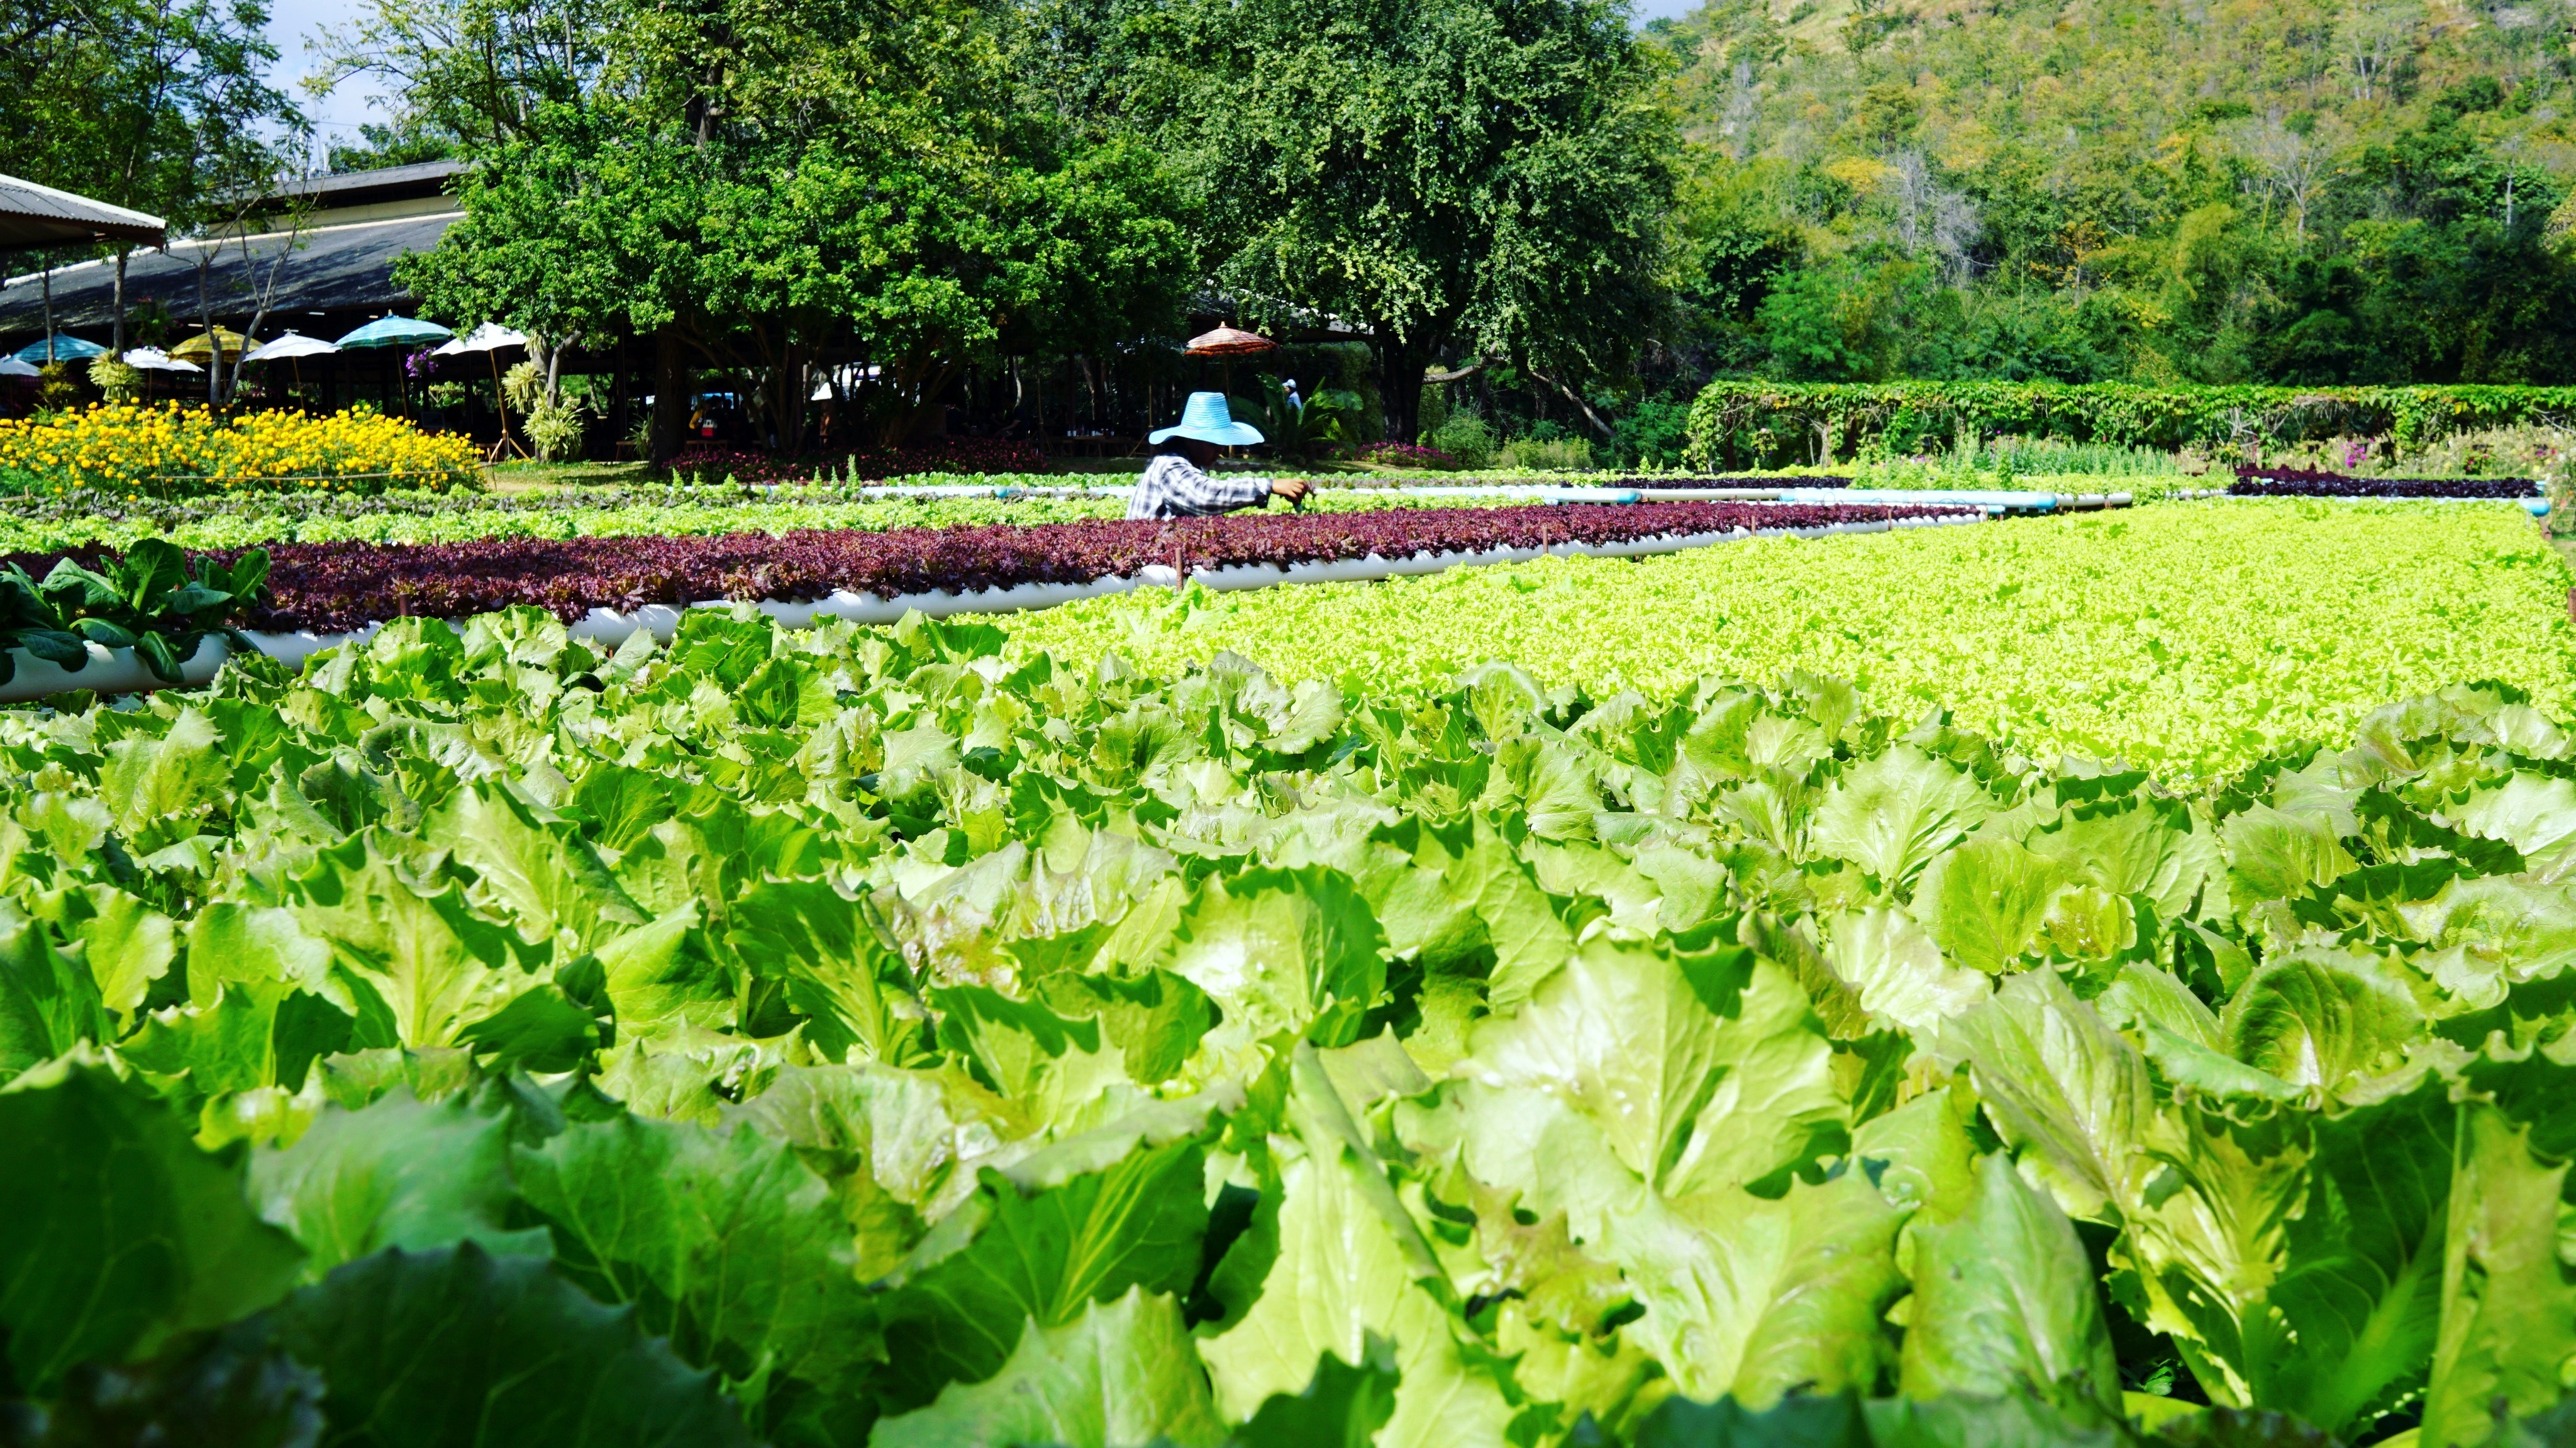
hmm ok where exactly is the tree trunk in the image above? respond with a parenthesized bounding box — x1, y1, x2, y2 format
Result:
(1531, 365, 1617, 443)
(608, 331, 631, 452)
(110, 250, 130, 355)
(770, 339, 810, 455)
(229, 295, 279, 406)
(650, 322, 690, 465)
(1376, 333, 1431, 443)
(196, 259, 218, 405)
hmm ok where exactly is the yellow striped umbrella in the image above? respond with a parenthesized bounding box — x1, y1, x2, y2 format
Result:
(170, 327, 251, 360)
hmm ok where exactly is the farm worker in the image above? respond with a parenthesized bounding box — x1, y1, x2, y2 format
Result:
(1127, 391, 1311, 520)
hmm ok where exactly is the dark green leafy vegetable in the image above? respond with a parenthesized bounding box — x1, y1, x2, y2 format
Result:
(0, 538, 269, 685)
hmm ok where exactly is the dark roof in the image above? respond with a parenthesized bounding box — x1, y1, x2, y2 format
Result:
(273, 160, 466, 210)
(0, 173, 165, 251)
(0, 211, 459, 340)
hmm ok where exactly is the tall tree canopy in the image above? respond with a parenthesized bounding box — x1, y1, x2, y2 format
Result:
(0, 0, 297, 221)
(1068, 0, 1677, 440)
(381, 0, 1196, 456)
(0, 0, 303, 348)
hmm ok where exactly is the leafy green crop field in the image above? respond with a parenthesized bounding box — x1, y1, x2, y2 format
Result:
(0, 485, 1505, 554)
(8, 602, 2576, 1445)
(1004, 500, 2576, 779)
(0, 475, 2128, 554)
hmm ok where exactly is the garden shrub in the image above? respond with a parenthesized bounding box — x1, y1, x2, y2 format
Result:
(1424, 412, 1495, 468)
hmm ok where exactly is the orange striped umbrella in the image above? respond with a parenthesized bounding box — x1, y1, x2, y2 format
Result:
(1184, 325, 1277, 356)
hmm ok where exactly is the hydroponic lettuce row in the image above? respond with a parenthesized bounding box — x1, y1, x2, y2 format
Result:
(31, 499, 1962, 634)
(5, 608, 2576, 1447)
(1299, 472, 1858, 490)
(2231, 465, 2540, 498)
(1002, 500, 2576, 781)
(662, 436, 1050, 483)
(0, 482, 1523, 555)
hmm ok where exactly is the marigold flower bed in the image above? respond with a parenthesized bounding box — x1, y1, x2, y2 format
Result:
(26, 499, 1967, 632)
(0, 403, 480, 496)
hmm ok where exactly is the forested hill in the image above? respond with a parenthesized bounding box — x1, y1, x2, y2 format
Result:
(1641, 0, 2576, 386)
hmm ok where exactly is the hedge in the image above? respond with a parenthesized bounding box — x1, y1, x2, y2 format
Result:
(1680, 381, 2576, 469)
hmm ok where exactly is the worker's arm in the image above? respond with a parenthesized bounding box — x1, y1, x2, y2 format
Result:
(1167, 468, 1274, 514)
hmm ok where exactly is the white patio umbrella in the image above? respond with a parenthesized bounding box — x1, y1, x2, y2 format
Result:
(116, 347, 200, 402)
(241, 331, 338, 406)
(431, 322, 531, 460)
(121, 347, 203, 372)
(242, 331, 338, 362)
(431, 321, 526, 357)
(0, 356, 37, 378)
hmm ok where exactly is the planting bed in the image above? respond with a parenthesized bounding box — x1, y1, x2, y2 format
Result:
(1004, 498, 2576, 777)
(2229, 465, 2541, 498)
(36, 500, 1967, 634)
(0, 481, 1501, 554)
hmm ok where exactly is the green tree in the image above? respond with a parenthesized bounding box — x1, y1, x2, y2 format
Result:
(0, 0, 303, 352)
(306, 0, 613, 150)
(1758, 259, 1918, 382)
(1135, 0, 1676, 442)
(387, 0, 1194, 457)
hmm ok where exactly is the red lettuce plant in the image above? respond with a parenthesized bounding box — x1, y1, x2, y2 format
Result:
(62, 500, 1974, 632)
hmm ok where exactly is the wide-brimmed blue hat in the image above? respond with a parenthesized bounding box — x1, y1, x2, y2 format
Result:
(1150, 391, 1264, 447)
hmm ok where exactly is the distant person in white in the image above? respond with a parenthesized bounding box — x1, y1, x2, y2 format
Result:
(1126, 391, 1313, 520)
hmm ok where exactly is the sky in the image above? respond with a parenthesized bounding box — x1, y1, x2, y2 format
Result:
(264, 0, 395, 157)
(260, 0, 1702, 161)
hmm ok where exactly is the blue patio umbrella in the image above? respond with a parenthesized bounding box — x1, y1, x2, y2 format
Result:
(11, 334, 104, 364)
(333, 315, 453, 350)
(333, 315, 453, 419)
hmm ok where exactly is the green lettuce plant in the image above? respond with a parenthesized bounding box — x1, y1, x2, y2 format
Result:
(1, 589, 2574, 1444)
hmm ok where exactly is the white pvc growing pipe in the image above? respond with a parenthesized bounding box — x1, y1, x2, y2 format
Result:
(237, 510, 1987, 666)
(0, 635, 230, 705)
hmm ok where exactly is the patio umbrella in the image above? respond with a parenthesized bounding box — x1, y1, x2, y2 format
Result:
(333, 316, 452, 417)
(11, 335, 103, 364)
(242, 331, 337, 407)
(1183, 325, 1277, 401)
(243, 332, 338, 362)
(0, 357, 36, 378)
(119, 347, 201, 403)
(428, 322, 530, 460)
(170, 327, 251, 361)
(121, 348, 203, 372)
(430, 321, 526, 357)
(333, 315, 453, 349)
(1184, 325, 1278, 356)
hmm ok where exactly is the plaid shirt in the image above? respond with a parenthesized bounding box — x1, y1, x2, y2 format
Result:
(1124, 453, 1272, 520)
